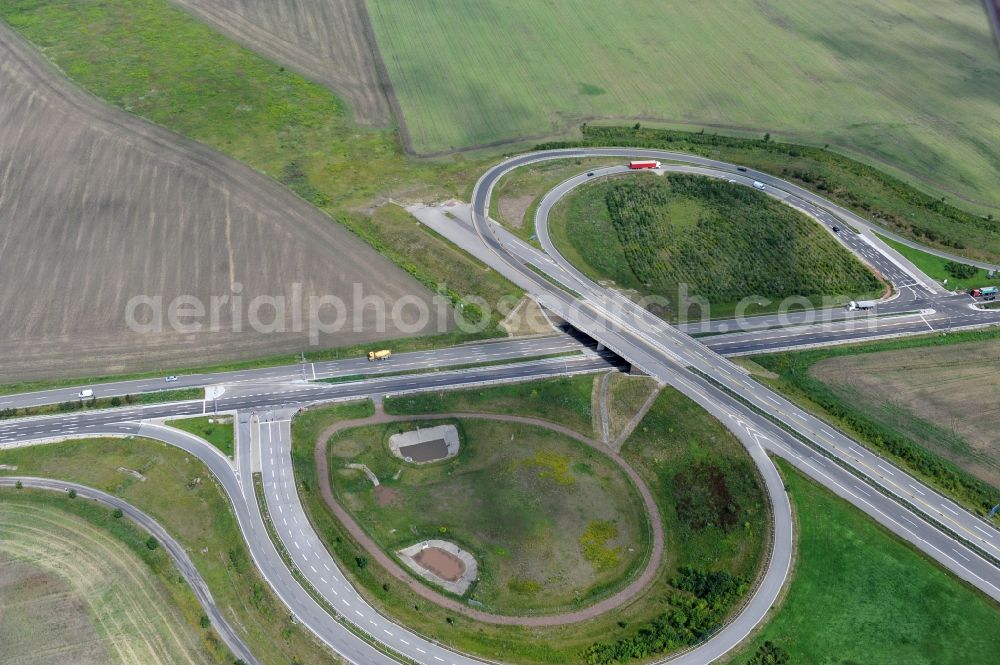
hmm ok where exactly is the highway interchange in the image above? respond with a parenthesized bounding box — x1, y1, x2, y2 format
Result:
(4, 148, 1000, 665)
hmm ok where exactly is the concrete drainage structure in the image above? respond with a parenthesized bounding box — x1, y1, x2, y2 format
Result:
(389, 424, 460, 464)
(398, 540, 478, 595)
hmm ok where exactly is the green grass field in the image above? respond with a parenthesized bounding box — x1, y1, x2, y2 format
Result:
(550, 174, 882, 320)
(328, 418, 647, 613)
(293, 383, 767, 663)
(734, 460, 1000, 664)
(167, 416, 234, 457)
(879, 235, 1000, 292)
(0, 438, 347, 665)
(367, 0, 1000, 213)
(749, 327, 1000, 521)
(0, 497, 225, 665)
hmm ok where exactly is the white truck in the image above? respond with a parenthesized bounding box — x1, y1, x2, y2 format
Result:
(845, 300, 878, 312)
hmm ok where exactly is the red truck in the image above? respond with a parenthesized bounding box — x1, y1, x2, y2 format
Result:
(971, 286, 998, 298)
(629, 160, 661, 170)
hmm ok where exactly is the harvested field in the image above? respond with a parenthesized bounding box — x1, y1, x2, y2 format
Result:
(170, 0, 392, 126)
(0, 23, 445, 383)
(0, 500, 216, 665)
(811, 339, 1000, 488)
(0, 557, 110, 665)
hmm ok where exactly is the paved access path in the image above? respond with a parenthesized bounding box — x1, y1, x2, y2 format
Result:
(312, 404, 666, 626)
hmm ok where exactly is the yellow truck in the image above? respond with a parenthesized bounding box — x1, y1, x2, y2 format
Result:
(367, 349, 391, 361)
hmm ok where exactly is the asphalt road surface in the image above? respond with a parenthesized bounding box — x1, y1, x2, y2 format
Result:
(0, 476, 261, 665)
(0, 335, 584, 411)
(0, 352, 622, 448)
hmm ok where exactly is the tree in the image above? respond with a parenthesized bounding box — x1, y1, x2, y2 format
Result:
(763, 132, 771, 142)
(67, 488, 77, 499)
(14, 480, 23, 490)
(200, 615, 211, 629)
(146, 536, 159, 550)
(112, 508, 123, 519)
(633, 122, 641, 131)
(354, 556, 368, 569)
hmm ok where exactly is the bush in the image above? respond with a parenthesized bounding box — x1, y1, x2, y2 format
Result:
(146, 536, 159, 550)
(944, 261, 977, 280)
(67, 488, 77, 499)
(747, 641, 790, 664)
(112, 508, 123, 519)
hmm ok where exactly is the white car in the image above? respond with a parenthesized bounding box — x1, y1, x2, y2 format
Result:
(752, 181, 766, 190)
(77, 389, 94, 399)
(727, 179, 737, 184)
(165, 375, 179, 382)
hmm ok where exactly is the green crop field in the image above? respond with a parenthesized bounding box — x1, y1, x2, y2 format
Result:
(549, 174, 882, 319)
(735, 460, 1000, 664)
(366, 0, 1000, 213)
(328, 418, 647, 613)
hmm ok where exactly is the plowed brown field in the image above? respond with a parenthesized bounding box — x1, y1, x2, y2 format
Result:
(0, 24, 444, 382)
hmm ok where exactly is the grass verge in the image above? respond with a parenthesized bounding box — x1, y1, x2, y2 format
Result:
(167, 416, 234, 457)
(877, 234, 1000, 293)
(384, 374, 597, 436)
(732, 459, 1000, 665)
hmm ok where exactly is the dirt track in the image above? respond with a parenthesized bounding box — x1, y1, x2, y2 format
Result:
(312, 406, 665, 626)
(0, 23, 445, 382)
(169, 0, 393, 126)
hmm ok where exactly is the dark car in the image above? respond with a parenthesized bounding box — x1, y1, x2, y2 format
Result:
(832, 226, 840, 233)
(586, 172, 595, 177)
(736, 166, 748, 172)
